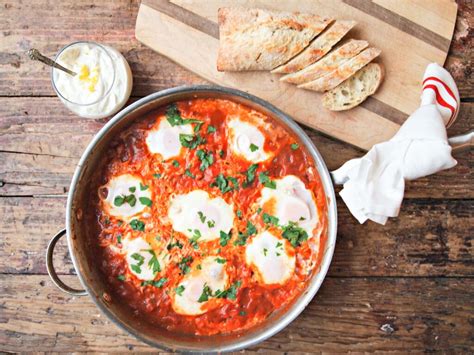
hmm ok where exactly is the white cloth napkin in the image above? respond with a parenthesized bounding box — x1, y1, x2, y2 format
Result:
(332, 63, 459, 224)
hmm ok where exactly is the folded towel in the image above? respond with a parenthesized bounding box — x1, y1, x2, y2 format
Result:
(332, 63, 459, 224)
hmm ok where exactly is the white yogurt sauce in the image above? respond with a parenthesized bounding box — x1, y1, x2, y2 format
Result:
(52, 42, 132, 119)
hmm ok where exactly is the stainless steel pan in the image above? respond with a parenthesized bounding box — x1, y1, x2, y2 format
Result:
(46, 85, 338, 352)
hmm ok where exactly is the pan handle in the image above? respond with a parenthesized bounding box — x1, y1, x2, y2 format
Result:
(46, 229, 88, 296)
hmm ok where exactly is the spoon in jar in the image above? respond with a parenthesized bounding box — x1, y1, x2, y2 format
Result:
(27, 48, 77, 76)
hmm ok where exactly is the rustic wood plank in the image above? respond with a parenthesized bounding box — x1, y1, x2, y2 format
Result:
(1, 196, 472, 277)
(0, 0, 471, 98)
(1, 274, 472, 352)
(1, 98, 472, 198)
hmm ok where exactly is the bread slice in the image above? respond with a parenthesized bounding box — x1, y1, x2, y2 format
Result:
(298, 47, 381, 92)
(322, 63, 384, 111)
(280, 39, 368, 85)
(217, 7, 332, 71)
(272, 20, 356, 74)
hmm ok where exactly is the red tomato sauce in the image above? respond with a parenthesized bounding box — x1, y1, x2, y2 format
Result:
(88, 98, 328, 336)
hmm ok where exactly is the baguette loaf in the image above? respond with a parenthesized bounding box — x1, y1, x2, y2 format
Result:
(322, 63, 384, 111)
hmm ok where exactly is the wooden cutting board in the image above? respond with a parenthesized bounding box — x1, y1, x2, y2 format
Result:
(135, 0, 457, 150)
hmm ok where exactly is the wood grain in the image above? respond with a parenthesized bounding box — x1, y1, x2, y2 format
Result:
(1, 196, 472, 277)
(1, 275, 472, 352)
(1, 98, 472, 198)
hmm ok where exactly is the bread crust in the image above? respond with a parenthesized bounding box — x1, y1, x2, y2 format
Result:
(298, 47, 381, 92)
(217, 7, 332, 71)
(280, 39, 368, 85)
(272, 20, 355, 74)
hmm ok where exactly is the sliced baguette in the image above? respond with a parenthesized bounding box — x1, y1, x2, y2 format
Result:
(322, 63, 384, 111)
(298, 47, 381, 92)
(280, 39, 368, 85)
(217, 7, 333, 71)
(271, 20, 356, 74)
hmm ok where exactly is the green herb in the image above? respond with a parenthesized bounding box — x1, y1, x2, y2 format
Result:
(291, 143, 299, 150)
(300, 216, 306, 221)
(198, 284, 213, 303)
(197, 211, 206, 223)
(234, 222, 256, 246)
(219, 149, 225, 158)
(141, 277, 167, 288)
(185, 169, 195, 178)
(129, 186, 136, 193)
(116, 234, 122, 244)
(239, 311, 247, 316)
(197, 149, 214, 171)
(167, 239, 183, 250)
(236, 210, 242, 218)
(263, 248, 268, 256)
(246, 221, 257, 236)
(257, 207, 262, 214)
(114, 193, 137, 207)
(220, 230, 232, 246)
(215, 257, 226, 264)
(194, 121, 204, 133)
(249, 143, 259, 152)
(130, 252, 145, 274)
(139, 197, 152, 207)
(262, 213, 279, 226)
(258, 172, 276, 189)
(207, 125, 216, 133)
(196, 264, 202, 270)
(147, 250, 161, 274)
(175, 285, 185, 296)
(179, 133, 206, 149)
(117, 220, 123, 226)
(242, 164, 258, 187)
(207, 219, 215, 228)
(178, 256, 193, 274)
(276, 242, 283, 249)
(215, 280, 242, 300)
(172, 160, 180, 167)
(190, 230, 201, 249)
(165, 104, 201, 127)
(211, 173, 239, 193)
(155, 235, 161, 241)
(152, 173, 162, 179)
(140, 183, 148, 191)
(282, 222, 308, 247)
(129, 219, 145, 232)
(117, 274, 126, 281)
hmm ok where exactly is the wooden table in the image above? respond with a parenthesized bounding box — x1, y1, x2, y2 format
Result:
(1, 1, 472, 352)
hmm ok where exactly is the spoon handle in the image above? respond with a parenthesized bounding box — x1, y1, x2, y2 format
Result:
(28, 48, 77, 76)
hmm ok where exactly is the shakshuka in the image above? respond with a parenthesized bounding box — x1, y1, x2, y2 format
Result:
(90, 98, 327, 335)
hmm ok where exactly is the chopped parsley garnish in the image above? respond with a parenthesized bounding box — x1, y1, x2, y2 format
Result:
(185, 169, 195, 178)
(117, 274, 126, 281)
(207, 220, 215, 228)
(211, 173, 239, 193)
(198, 284, 213, 303)
(129, 186, 136, 193)
(190, 230, 201, 249)
(246, 221, 257, 235)
(129, 219, 145, 232)
(207, 125, 216, 133)
(215, 280, 242, 300)
(258, 172, 276, 189)
(242, 164, 258, 187)
(140, 183, 148, 191)
(165, 103, 201, 127)
(219, 149, 225, 158)
(196, 264, 202, 270)
(291, 143, 300, 150)
(175, 285, 185, 296)
(239, 311, 247, 316)
(114, 193, 136, 207)
(257, 207, 262, 214)
(167, 239, 183, 250)
(234, 222, 256, 246)
(141, 277, 167, 288)
(116, 234, 122, 244)
(219, 230, 232, 246)
(177, 256, 193, 274)
(282, 222, 308, 247)
(152, 173, 162, 179)
(249, 143, 259, 152)
(215, 257, 226, 264)
(197, 211, 206, 223)
(262, 213, 279, 226)
(179, 133, 206, 149)
(172, 160, 180, 167)
(263, 248, 268, 256)
(130, 252, 145, 273)
(147, 250, 161, 274)
(236, 210, 242, 218)
(117, 220, 123, 226)
(197, 149, 214, 171)
(139, 197, 152, 207)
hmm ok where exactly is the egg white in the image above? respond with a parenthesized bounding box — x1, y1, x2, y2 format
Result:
(168, 190, 234, 243)
(145, 116, 193, 160)
(227, 118, 270, 163)
(245, 231, 295, 285)
(172, 256, 229, 315)
(101, 174, 152, 221)
(258, 175, 318, 237)
(122, 236, 169, 281)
